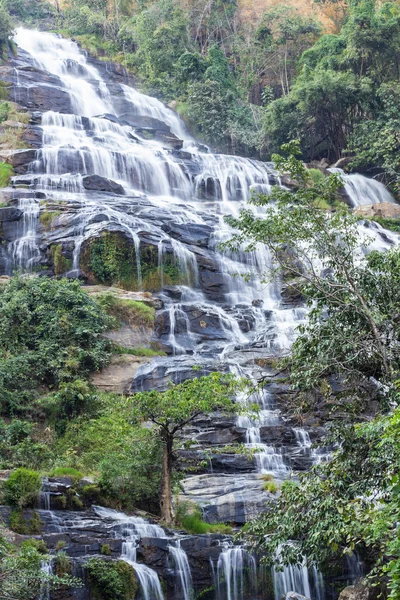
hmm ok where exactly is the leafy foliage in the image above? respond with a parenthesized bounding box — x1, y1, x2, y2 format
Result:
(226, 143, 400, 412)
(86, 558, 138, 600)
(3, 468, 41, 509)
(0, 277, 113, 415)
(0, 535, 78, 600)
(244, 406, 400, 598)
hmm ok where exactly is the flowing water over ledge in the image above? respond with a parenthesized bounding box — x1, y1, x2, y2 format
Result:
(0, 27, 397, 600)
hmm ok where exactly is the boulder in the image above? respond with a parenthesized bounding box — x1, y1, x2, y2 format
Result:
(339, 584, 379, 600)
(120, 114, 171, 132)
(90, 354, 151, 393)
(354, 202, 400, 219)
(162, 223, 212, 247)
(1, 149, 36, 173)
(82, 175, 125, 195)
(285, 593, 310, 600)
(180, 473, 269, 524)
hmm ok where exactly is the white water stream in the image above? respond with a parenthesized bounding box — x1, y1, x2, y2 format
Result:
(10, 27, 400, 600)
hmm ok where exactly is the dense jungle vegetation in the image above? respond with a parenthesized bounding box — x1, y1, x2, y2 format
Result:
(0, 0, 400, 598)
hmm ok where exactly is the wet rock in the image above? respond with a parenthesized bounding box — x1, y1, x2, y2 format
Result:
(0, 207, 23, 222)
(162, 223, 212, 247)
(339, 584, 379, 600)
(354, 201, 400, 219)
(198, 269, 228, 301)
(82, 175, 125, 195)
(196, 176, 222, 200)
(94, 113, 120, 124)
(180, 473, 269, 524)
(285, 592, 310, 600)
(1, 149, 36, 174)
(120, 114, 171, 132)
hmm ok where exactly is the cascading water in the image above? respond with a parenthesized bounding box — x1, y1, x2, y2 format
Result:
(273, 563, 325, 600)
(39, 559, 53, 600)
(329, 169, 395, 206)
(216, 543, 257, 600)
(9, 27, 400, 600)
(168, 539, 193, 600)
(92, 507, 165, 600)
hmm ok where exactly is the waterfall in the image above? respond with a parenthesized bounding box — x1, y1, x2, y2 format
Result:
(168, 539, 193, 600)
(39, 559, 53, 600)
(10, 198, 40, 271)
(216, 543, 257, 600)
(329, 169, 394, 206)
(91, 507, 165, 600)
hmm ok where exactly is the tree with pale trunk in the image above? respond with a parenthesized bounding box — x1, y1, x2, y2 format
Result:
(132, 372, 239, 524)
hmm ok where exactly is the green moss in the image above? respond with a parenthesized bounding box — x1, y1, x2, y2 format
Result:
(9, 509, 42, 534)
(80, 232, 138, 289)
(49, 467, 83, 481)
(49, 244, 72, 276)
(86, 558, 138, 600)
(95, 293, 155, 328)
(176, 505, 232, 534)
(39, 211, 61, 229)
(263, 480, 279, 494)
(80, 232, 193, 291)
(0, 162, 13, 187)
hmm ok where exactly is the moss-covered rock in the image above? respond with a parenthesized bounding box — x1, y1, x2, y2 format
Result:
(86, 558, 138, 600)
(49, 244, 72, 276)
(79, 231, 193, 291)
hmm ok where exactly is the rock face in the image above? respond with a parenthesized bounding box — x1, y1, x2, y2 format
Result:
(354, 201, 400, 218)
(82, 175, 126, 195)
(0, 27, 368, 600)
(339, 584, 379, 600)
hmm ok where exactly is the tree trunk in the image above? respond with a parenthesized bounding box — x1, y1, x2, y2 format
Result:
(159, 434, 174, 525)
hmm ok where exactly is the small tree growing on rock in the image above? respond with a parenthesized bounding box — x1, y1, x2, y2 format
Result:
(132, 372, 239, 524)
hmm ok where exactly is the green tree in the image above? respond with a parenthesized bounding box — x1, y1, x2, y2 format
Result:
(132, 372, 239, 524)
(226, 142, 400, 407)
(244, 406, 400, 598)
(3, 468, 41, 509)
(0, 277, 113, 415)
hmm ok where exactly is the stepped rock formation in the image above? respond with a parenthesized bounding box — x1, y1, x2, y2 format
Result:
(0, 28, 397, 600)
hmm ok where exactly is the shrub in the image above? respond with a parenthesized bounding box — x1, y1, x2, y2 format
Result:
(54, 551, 72, 577)
(0, 162, 13, 187)
(101, 543, 111, 556)
(0, 277, 113, 416)
(9, 509, 41, 534)
(49, 467, 83, 482)
(56, 540, 67, 551)
(22, 538, 47, 554)
(263, 480, 279, 494)
(3, 468, 41, 508)
(81, 484, 102, 505)
(86, 558, 138, 600)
